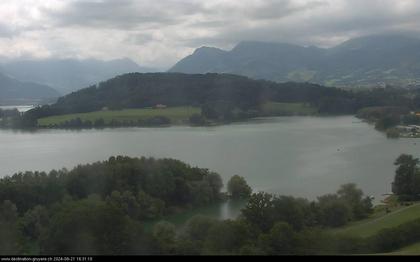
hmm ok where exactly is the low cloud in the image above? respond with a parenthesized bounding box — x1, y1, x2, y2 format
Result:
(1, 0, 420, 68)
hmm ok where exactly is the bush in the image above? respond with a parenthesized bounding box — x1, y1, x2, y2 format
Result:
(144, 116, 171, 126)
(189, 114, 208, 126)
(370, 218, 420, 253)
(227, 175, 252, 199)
(386, 128, 400, 138)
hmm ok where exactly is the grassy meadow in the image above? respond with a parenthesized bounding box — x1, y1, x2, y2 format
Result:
(330, 203, 420, 238)
(37, 106, 201, 127)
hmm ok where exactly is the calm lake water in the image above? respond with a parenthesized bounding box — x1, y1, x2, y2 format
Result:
(0, 116, 419, 222)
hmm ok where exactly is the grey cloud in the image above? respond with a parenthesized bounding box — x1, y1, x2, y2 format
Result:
(184, 0, 420, 50)
(44, 0, 207, 29)
(0, 23, 18, 38)
(125, 33, 156, 45)
(244, 0, 327, 20)
(4, 0, 420, 68)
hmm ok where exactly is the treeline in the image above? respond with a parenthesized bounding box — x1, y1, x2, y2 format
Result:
(13, 73, 420, 129)
(355, 88, 420, 137)
(0, 156, 226, 255)
(0, 109, 23, 128)
(0, 155, 376, 255)
(0, 156, 224, 216)
(45, 116, 172, 129)
(1, 154, 419, 255)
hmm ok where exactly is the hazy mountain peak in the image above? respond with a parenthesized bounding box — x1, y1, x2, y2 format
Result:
(0, 72, 59, 104)
(234, 40, 299, 48)
(193, 46, 226, 55)
(332, 34, 420, 51)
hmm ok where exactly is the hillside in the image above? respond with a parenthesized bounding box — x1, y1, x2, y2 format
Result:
(16, 72, 418, 129)
(0, 58, 157, 94)
(27, 72, 356, 117)
(0, 73, 60, 104)
(331, 203, 420, 238)
(170, 35, 420, 87)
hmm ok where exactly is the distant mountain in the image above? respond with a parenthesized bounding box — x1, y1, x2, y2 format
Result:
(0, 58, 158, 94)
(0, 73, 59, 104)
(170, 35, 420, 87)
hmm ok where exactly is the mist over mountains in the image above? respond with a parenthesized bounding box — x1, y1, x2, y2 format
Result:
(0, 58, 158, 95)
(170, 35, 420, 88)
(2, 34, 420, 105)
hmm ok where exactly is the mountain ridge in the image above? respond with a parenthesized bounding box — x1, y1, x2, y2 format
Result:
(0, 57, 158, 94)
(170, 35, 420, 87)
(0, 72, 60, 104)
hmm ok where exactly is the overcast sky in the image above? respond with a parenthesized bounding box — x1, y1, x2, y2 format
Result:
(2, 0, 420, 68)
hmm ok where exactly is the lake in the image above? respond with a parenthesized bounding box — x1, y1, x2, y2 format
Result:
(0, 116, 419, 222)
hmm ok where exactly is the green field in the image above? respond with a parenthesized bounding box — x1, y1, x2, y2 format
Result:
(261, 102, 317, 116)
(37, 107, 201, 127)
(385, 242, 420, 255)
(331, 203, 420, 238)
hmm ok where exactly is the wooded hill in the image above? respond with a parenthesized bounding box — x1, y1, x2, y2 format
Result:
(18, 72, 420, 128)
(26, 73, 354, 117)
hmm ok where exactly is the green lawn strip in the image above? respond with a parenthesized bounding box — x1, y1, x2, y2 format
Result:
(330, 203, 420, 238)
(37, 107, 201, 127)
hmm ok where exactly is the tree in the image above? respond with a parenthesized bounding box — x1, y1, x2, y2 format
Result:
(241, 192, 274, 232)
(189, 114, 207, 126)
(20, 205, 49, 242)
(227, 175, 252, 199)
(0, 200, 22, 255)
(93, 118, 105, 128)
(136, 191, 165, 220)
(106, 191, 141, 220)
(206, 172, 223, 200)
(375, 115, 400, 131)
(337, 183, 373, 219)
(258, 222, 297, 255)
(316, 194, 352, 227)
(204, 220, 252, 255)
(40, 198, 144, 255)
(271, 196, 310, 230)
(184, 215, 218, 243)
(152, 221, 177, 254)
(392, 154, 420, 200)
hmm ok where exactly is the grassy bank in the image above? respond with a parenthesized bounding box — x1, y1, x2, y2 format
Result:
(36, 102, 320, 128)
(330, 203, 420, 238)
(386, 242, 420, 255)
(37, 106, 201, 127)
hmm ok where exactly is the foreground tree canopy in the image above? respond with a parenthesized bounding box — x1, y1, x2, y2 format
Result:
(3, 155, 420, 255)
(0, 156, 393, 255)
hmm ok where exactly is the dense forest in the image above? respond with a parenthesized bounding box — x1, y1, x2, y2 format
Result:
(3, 73, 418, 129)
(1, 154, 418, 255)
(37, 73, 350, 113)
